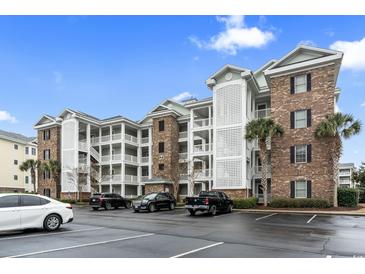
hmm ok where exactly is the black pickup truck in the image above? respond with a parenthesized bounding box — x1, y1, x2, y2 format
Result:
(185, 191, 233, 216)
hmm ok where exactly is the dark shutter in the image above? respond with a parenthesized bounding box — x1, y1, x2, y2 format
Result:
(307, 109, 312, 127)
(290, 181, 295, 198)
(290, 111, 295, 129)
(307, 180, 312, 198)
(43, 150, 46, 160)
(290, 146, 295, 164)
(307, 73, 311, 92)
(290, 77, 295, 94)
(307, 144, 312, 163)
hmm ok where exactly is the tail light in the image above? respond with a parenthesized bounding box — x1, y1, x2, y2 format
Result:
(66, 204, 72, 209)
(204, 198, 209, 205)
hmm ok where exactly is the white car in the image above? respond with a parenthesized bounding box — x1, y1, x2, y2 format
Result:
(0, 193, 73, 232)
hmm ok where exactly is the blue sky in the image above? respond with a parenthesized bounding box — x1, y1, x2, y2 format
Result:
(0, 16, 364, 165)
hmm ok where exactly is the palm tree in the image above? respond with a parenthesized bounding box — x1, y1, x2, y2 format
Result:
(42, 160, 61, 197)
(245, 118, 284, 206)
(19, 159, 41, 193)
(315, 113, 361, 207)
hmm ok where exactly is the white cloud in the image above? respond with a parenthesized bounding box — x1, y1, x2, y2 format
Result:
(189, 16, 275, 55)
(361, 101, 365, 107)
(298, 40, 317, 47)
(330, 37, 365, 70)
(171, 92, 194, 102)
(0, 110, 17, 123)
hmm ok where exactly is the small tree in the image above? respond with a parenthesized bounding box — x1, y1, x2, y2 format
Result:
(42, 160, 61, 197)
(64, 167, 88, 202)
(187, 161, 201, 197)
(19, 159, 41, 193)
(353, 162, 365, 188)
(245, 118, 284, 206)
(315, 113, 361, 207)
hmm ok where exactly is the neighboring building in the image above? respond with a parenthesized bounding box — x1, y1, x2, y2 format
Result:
(34, 45, 343, 204)
(0, 129, 37, 193)
(339, 163, 355, 188)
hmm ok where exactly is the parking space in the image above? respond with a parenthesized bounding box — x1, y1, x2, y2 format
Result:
(1, 206, 365, 258)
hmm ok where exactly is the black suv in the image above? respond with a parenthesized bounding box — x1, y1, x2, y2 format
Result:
(132, 192, 176, 212)
(89, 193, 132, 210)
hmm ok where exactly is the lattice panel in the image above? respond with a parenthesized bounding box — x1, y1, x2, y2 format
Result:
(216, 159, 242, 188)
(216, 127, 242, 157)
(62, 121, 76, 150)
(216, 84, 242, 126)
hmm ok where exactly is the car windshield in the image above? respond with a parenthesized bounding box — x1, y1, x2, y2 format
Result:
(199, 191, 218, 197)
(91, 193, 101, 198)
(143, 193, 157, 200)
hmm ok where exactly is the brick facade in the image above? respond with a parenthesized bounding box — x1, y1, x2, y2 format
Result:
(145, 183, 173, 194)
(37, 126, 61, 199)
(60, 191, 90, 202)
(270, 65, 336, 203)
(213, 189, 250, 199)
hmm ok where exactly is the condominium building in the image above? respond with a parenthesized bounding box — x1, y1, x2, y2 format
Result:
(0, 129, 37, 193)
(338, 163, 356, 188)
(34, 45, 343, 203)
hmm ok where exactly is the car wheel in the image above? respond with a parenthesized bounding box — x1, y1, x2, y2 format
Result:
(125, 202, 131, 209)
(169, 202, 175, 210)
(148, 203, 156, 213)
(43, 214, 61, 231)
(92, 207, 98, 211)
(134, 209, 139, 213)
(188, 209, 195, 216)
(104, 202, 112, 210)
(210, 205, 217, 216)
(227, 204, 233, 213)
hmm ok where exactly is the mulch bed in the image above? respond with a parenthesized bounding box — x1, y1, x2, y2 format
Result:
(254, 204, 364, 212)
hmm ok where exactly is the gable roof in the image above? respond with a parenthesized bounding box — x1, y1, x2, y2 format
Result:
(0, 129, 36, 145)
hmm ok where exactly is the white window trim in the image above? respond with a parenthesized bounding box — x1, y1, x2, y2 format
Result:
(294, 74, 307, 94)
(295, 145, 307, 164)
(294, 110, 307, 129)
(295, 181, 307, 198)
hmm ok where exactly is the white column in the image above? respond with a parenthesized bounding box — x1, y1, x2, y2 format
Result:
(86, 123, 91, 192)
(208, 106, 212, 126)
(121, 123, 126, 196)
(188, 111, 194, 196)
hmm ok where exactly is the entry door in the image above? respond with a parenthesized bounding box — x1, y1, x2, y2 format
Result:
(0, 195, 21, 231)
(20, 195, 46, 229)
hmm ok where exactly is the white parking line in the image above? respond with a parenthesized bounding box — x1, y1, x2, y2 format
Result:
(171, 242, 224, 258)
(255, 213, 278, 221)
(307, 214, 317, 224)
(0, 227, 105, 241)
(6, 233, 154, 258)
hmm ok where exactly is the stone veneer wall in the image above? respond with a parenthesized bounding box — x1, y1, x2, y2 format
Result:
(145, 183, 172, 194)
(213, 189, 250, 199)
(60, 191, 90, 202)
(37, 126, 61, 199)
(270, 65, 336, 203)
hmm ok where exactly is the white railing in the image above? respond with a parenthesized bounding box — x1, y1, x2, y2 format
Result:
(254, 165, 272, 174)
(112, 154, 122, 161)
(112, 133, 122, 141)
(125, 154, 138, 163)
(255, 108, 271, 119)
(101, 135, 110, 142)
(196, 169, 212, 179)
(179, 132, 188, 139)
(141, 137, 149, 144)
(179, 152, 188, 160)
(101, 155, 110, 162)
(101, 175, 111, 183)
(91, 137, 99, 145)
(78, 141, 87, 151)
(193, 144, 211, 153)
(125, 134, 138, 144)
(125, 175, 138, 184)
(339, 171, 351, 176)
(339, 180, 352, 185)
(141, 156, 149, 163)
(253, 137, 271, 150)
(180, 174, 188, 180)
(79, 157, 87, 164)
(90, 146, 100, 162)
(193, 118, 211, 128)
(141, 176, 149, 182)
(112, 174, 122, 182)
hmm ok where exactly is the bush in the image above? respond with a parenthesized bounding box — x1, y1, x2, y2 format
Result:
(269, 198, 330, 208)
(358, 187, 365, 203)
(233, 197, 257, 209)
(59, 199, 77, 204)
(338, 188, 359, 207)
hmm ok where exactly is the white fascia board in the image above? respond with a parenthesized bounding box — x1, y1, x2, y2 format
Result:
(254, 59, 277, 75)
(146, 109, 181, 119)
(33, 121, 61, 130)
(184, 100, 213, 109)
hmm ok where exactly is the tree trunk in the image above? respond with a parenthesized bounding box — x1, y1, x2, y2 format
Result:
(31, 168, 36, 193)
(259, 140, 268, 206)
(332, 137, 342, 207)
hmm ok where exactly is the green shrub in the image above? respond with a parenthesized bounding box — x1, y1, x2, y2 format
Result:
(233, 197, 257, 209)
(59, 199, 77, 204)
(338, 188, 359, 207)
(358, 187, 365, 203)
(269, 198, 330, 208)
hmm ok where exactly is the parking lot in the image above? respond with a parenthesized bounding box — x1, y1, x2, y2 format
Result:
(1, 206, 365, 258)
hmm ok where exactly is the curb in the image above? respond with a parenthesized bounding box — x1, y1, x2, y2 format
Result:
(233, 208, 365, 216)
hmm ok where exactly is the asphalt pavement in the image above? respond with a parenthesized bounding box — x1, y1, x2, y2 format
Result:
(1, 206, 365, 258)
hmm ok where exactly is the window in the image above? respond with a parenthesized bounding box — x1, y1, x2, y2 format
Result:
(14, 144, 18, 150)
(25, 147, 29, 155)
(14, 175, 18, 181)
(43, 189, 51, 197)
(295, 145, 307, 163)
(25, 176, 29, 184)
(159, 142, 165, 153)
(43, 130, 50, 140)
(294, 75, 307, 93)
(43, 170, 51, 180)
(14, 160, 18, 165)
(21, 195, 42, 206)
(159, 164, 165, 171)
(31, 147, 36, 155)
(295, 110, 307, 128)
(295, 181, 307, 198)
(44, 149, 51, 160)
(159, 120, 165, 132)
(0, 195, 19, 208)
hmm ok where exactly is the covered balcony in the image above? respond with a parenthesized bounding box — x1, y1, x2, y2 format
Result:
(192, 106, 212, 129)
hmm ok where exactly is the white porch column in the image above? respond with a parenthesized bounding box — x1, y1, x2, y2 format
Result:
(86, 123, 91, 192)
(121, 123, 126, 197)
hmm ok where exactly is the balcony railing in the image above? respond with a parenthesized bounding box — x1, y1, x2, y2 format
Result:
(78, 141, 87, 151)
(101, 155, 110, 162)
(125, 175, 138, 184)
(254, 165, 272, 174)
(101, 175, 111, 183)
(112, 133, 122, 141)
(141, 176, 149, 182)
(179, 152, 188, 160)
(193, 118, 212, 128)
(193, 144, 211, 153)
(112, 154, 122, 161)
(79, 157, 87, 165)
(179, 131, 188, 139)
(111, 174, 122, 182)
(141, 156, 149, 163)
(125, 134, 138, 144)
(141, 137, 149, 144)
(101, 135, 110, 143)
(180, 174, 188, 180)
(196, 169, 212, 179)
(91, 137, 99, 145)
(125, 154, 138, 163)
(255, 108, 271, 119)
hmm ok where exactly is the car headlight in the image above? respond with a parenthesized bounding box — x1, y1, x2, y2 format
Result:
(141, 199, 149, 205)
